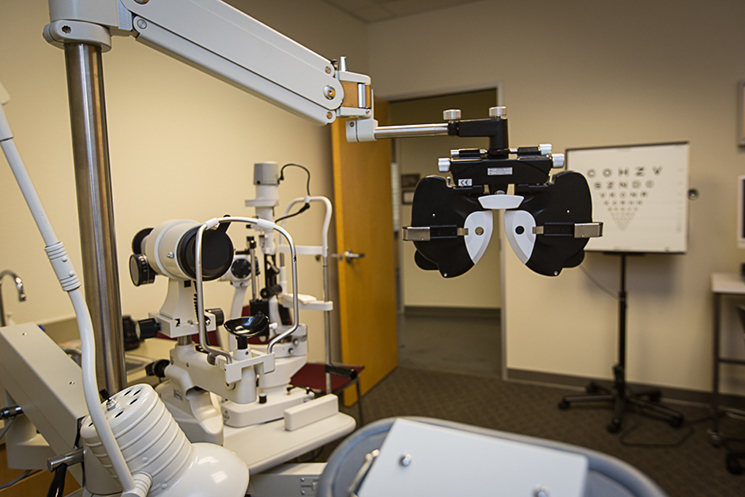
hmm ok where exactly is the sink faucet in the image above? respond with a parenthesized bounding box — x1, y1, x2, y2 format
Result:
(0, 270, 26, 327)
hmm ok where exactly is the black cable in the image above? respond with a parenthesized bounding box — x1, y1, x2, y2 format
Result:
(579, 265, 618, 300)
(279, 163, 312, 196)
(618, 418, 695, 449)
(275, 203, 310, 223)
(46, 463, 67, 497)
(617, 393, 706, 449)
(276, 163, 313, 224)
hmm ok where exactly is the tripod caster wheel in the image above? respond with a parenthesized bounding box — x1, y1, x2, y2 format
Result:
(710, 432, 723, 448)
(607, 420, 622, 434)
(669, 417, 684, 429)
(558, 400, 570, 410)
(726, 454, 744, 475)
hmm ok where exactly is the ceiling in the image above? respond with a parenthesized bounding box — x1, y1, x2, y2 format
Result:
(321, 0, 484, 23)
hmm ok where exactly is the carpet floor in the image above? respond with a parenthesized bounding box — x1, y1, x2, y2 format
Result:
(322, 367, 745, 497)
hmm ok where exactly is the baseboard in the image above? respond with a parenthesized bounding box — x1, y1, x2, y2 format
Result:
(403, 306, 500, 319)
(507, 368, 745, 411)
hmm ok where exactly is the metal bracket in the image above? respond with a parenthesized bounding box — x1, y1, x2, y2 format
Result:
(532, 222, 603, 239)
(402, 226, 469, 242)
(348, 449, 380, 497)
(43, 20, 113, 51)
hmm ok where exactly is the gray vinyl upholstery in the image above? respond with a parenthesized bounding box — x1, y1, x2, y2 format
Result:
(316, 417, 667, 497)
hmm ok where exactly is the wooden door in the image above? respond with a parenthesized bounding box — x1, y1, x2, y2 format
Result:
(332, 101, 397, 403)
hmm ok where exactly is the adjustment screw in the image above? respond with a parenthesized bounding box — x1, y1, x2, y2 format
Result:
(136, 18, 147, 30)
(443, 109, 461, 121)
(324, 86, 336, 100)
(399, 454, 412, 467)
(552, 153, 565, 169)
(489, 106, 507, 119)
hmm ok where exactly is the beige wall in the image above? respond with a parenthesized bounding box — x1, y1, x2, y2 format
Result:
(391, 90, 502, 309)
(368, 0, 745, 394)
(0, 0, 368, 362)
(4, 0, 745, 397)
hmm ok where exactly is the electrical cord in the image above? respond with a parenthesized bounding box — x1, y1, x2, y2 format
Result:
(617, 392, 711, 449)
(0, 417, 15, 441)
(0, 470, 32, 491)
(275, 203, 310, 223)
(579, 265, 618, 300)
(0, 418, 34, 490)
(279, 163, 311, 196)
(46, 463, 67, 497)
(276, 163, 313, 223)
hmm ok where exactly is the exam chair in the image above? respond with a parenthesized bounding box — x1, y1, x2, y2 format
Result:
(317, 417, 668, 497)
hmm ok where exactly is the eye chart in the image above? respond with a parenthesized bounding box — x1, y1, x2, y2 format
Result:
(567, 143, 689, 253)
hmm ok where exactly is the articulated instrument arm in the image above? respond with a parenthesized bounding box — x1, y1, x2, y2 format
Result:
(44, 0, 372, 125)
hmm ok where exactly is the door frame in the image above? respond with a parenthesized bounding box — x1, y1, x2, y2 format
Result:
(384, 82, 508, 381)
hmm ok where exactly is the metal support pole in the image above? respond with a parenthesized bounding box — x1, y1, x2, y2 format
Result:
(712, 292, 721, 439)
(63, 43, 126, 393)
(323, 255, 332, 394)
(618, 253, 627, 371)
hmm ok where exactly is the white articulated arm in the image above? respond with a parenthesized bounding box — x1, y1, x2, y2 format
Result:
(45, 0, 372, 125)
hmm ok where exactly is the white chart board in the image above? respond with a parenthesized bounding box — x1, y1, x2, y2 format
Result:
(567, 143, 689, 253)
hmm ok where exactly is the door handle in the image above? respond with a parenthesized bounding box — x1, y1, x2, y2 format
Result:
(342, 250, 365, 262)
(328, 250, 365, 263)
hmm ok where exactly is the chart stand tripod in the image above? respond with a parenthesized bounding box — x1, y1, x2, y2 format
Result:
(557, 253, 684, 433)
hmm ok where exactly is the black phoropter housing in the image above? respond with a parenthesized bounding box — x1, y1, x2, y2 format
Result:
(409, 110, 598, 278)
(445, 115, 554, 190)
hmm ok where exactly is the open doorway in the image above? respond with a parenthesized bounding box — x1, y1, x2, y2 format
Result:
(390, 88, 502, 378)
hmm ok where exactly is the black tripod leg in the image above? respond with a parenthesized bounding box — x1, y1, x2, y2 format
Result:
(562, 394, 615, 404)
(559, 393, 614, 410)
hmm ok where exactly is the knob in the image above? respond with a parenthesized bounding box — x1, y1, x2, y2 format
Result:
(206, 308, 225, 327)
(438, 157, 451, 172)
(443, 109, 461, 121)
(137, 318, 161, 340)
(129, 254, 156, 287)
(231, 258, 251, 279)
(260, 284, 283, 299)
(146, 359, 170, 378)
(552, 153, 565, 169)
(131, 228, 153, 255)
(539, 144, 552, 156)
(489, 106, 507, 119)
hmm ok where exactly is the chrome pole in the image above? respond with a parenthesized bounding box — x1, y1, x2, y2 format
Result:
(373, 123, 449, 140)
(323, 255, 332, 394)
(63, 43, 126, 393)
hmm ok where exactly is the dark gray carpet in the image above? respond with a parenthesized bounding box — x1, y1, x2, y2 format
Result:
(322, 367, 745, 497)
